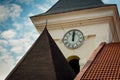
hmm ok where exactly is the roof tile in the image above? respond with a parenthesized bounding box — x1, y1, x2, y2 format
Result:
(75, 42, 120, 80)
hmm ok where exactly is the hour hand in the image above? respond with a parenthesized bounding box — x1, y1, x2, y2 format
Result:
(72, 31, 75, 41)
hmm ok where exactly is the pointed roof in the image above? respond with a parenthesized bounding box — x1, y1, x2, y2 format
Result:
(5, 27, 75, 80)
(75, 42, 120, 80)
(31, 0, 113, 17)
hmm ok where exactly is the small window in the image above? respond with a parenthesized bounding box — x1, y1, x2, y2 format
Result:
(67, 55, 80, 75)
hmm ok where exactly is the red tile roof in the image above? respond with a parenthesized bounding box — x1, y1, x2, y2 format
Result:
(75, 42, 120, 80)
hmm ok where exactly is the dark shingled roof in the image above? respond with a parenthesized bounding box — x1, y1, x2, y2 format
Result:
(31, 0, 113, 17)
(5, 27, 75, 80)
(75, 42, 120, 80)
(46, 0, 104, 14)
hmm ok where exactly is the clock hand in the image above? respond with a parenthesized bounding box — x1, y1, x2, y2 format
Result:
(72, 31, 75, 41)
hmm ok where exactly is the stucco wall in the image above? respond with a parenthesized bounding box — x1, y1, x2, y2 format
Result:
(49, 22, 111, 69)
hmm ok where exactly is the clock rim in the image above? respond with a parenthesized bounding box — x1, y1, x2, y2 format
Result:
(62, 29, 84, 49)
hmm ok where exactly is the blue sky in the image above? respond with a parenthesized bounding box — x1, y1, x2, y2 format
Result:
(0, 0, 120, 80)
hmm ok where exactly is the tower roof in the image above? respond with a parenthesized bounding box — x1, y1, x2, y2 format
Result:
(31, 0, 113, 17)
(46, 0, 105, 14)
(5, 27, 75, 80)
(75, 42, 120, 79)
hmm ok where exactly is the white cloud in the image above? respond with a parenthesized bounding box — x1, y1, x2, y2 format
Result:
(18, 0, 34, 5)
(9, 38, 30, 47)
(0, 32, 38, 79)
(8, 33, 38, 54)
(0, 46, 8, 53)
(27, 13, 35, 17)
(10, 46, 23, 54)
(0, 4, 22, 23)
(13, 22, 22, 30)
(35, 0, 58, 13)
(9, 4, 23, 20)
(23, 18, 34, 27)
(0, 31, 38, 80)
(46, 0, 58, 4)
(0, 2, 38, 80)
(36, 4, 51, 12)
(1, 29, 16, 39)
(0, 54, 15, 80)
(0, 40, 8, 46)
(23, 32, 39, 39)
(0, 5, 9, 22)
(0, 54, 15, 65)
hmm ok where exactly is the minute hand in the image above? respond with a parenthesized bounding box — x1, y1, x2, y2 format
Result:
(72, 31, 75, 41)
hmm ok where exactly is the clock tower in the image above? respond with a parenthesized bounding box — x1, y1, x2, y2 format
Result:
(30, 0, 120, 72)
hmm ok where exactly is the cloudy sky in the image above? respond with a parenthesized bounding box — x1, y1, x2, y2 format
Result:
(0, 0, 120, 80)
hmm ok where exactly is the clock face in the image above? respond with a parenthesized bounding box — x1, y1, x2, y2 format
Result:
(62, 29, 84, 49)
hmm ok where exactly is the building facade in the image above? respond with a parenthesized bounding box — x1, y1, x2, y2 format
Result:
(31, 0, 120, 70)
